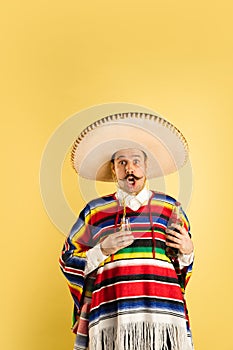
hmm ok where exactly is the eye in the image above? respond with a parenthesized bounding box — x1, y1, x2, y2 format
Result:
(133, 159, 140, 165)
(119, 160, 127, 165)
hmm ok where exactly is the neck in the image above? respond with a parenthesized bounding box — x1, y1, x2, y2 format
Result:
(117, 179, 147, 196)
(117, 184, 148, 197)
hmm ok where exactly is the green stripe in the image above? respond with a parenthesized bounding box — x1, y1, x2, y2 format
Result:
(119, 246, 165, 254)
(132, 228, 165, 234)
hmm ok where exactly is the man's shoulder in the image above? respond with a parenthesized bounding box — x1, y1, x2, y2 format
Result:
(87, 193, 117, 210)
(151, 191, 177, 205)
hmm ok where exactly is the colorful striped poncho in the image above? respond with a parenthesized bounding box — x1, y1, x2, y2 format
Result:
(60, 191, 193, 350)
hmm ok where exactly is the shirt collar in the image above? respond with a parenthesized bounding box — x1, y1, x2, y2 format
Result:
(115, 187, 152, 211)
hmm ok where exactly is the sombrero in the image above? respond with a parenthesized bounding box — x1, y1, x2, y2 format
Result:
(71, 112, 189, 181)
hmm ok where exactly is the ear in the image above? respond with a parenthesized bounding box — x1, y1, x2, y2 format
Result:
(111, 161, 115, 174)
(111, 161, 117, 182)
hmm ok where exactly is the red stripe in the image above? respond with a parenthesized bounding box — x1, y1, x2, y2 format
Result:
(91, 281, 183, 307)
(77, 318, 89, 335)
(59, 258, 85, 276)
(149, 204, 172, 217)
(69, 286, 82, 301)
(90, 205, 120, 224)
(132, 230, 165, 240)
(95, 264, 177, 284)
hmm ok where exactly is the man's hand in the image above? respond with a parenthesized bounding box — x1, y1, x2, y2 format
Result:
(165, 223, 194, 255)
(100, 230, 135, 256)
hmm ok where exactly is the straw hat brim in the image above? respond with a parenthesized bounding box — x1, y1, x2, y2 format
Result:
(71, 112, 189, 181)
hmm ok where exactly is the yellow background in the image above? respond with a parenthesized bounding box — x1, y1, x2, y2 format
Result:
(1, 1, 233, 349)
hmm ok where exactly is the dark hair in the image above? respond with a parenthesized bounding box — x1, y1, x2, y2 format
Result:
(111, 149, 147, 163)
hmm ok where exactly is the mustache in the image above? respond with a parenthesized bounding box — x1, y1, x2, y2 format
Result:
(120, 174, 144, 181)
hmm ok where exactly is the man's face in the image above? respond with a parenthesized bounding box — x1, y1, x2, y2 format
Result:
(111, 148, 147, 194)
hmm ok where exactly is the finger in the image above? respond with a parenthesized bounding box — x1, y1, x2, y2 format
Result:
(166, 234, 181, 244)
(118, 232, 134, 242)
(166, 240, 180, 249)
(119, 238, 134, 248)
(165, 229, 181, 238)
(170, 223, 187, 235)
(117, 233, 134, 242)
(119, 234, 134, 243)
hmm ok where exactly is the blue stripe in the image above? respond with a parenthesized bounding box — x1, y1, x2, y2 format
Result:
(89, 297, 184, 323)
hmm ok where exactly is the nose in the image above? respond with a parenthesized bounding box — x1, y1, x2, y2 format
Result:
(125, 161, 134, 174)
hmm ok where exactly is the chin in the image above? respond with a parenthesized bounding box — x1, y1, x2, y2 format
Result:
(125, 186, 142, 195)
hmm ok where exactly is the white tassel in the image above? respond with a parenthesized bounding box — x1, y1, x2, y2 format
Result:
(90, 322, 192, 350)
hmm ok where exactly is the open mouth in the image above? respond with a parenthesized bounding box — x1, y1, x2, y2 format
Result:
(127, 175, 136, 185)
(120, 174, 143, 186)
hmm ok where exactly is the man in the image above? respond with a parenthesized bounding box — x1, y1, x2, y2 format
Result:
(60, 112, 194, 350)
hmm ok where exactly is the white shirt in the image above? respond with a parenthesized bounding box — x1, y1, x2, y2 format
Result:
(84, 188, 194, 275)
(115, 187, 152, 211)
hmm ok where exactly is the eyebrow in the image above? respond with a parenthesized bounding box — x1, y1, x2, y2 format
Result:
(116, 154, 142, 160)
